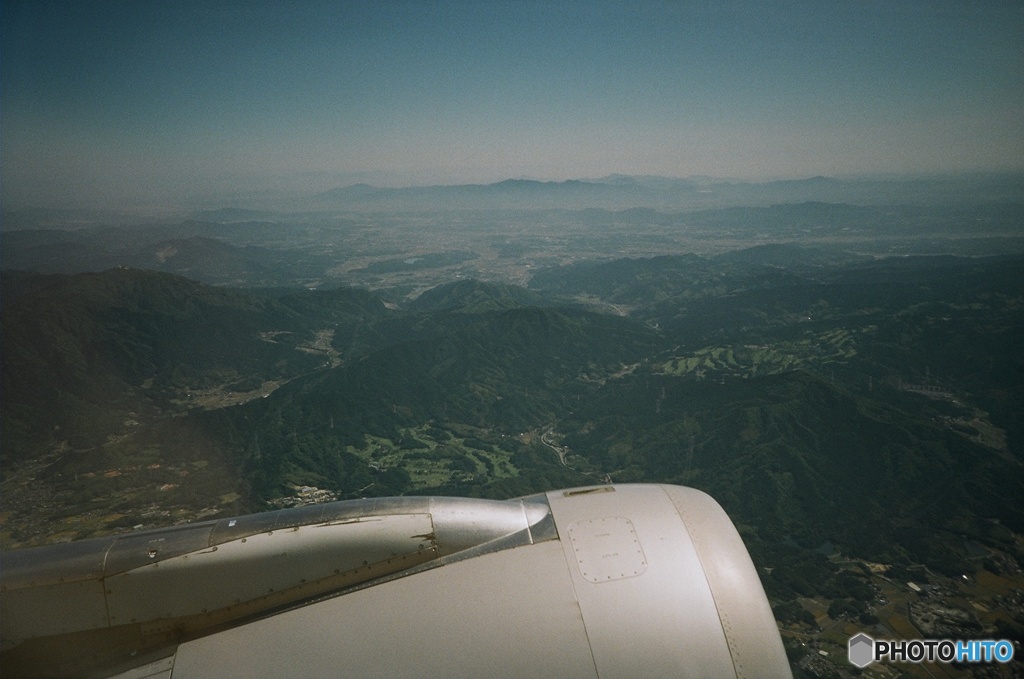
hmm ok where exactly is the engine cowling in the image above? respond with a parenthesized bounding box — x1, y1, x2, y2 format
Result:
(1, 484, 791, 678)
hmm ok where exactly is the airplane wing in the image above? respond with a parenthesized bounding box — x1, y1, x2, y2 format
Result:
(1, 484, 791, 678)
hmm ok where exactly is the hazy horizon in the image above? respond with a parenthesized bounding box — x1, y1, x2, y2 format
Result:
(3, 1, 1022, 208)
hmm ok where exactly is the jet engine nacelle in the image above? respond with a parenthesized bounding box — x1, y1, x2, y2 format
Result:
(1, 484, 791, 678)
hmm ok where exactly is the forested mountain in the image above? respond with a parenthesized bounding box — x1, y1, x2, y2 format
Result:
(1, 269, 390, 459)
(407, 279, 553, 313)
(2, 254, 1023, 606)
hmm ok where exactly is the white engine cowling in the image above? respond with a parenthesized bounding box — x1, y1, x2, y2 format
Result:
(1, 484, 791, 678)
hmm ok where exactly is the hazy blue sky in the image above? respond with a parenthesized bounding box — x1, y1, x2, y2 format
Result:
(2, 0, 1022, 206)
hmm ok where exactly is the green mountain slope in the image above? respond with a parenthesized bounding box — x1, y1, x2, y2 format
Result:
(559, 370, 1024, 570)
(408, 279, 553, 313)
(0, 269, 390, 460)
(2, 254, 1021, 594)
(211, 304, 662, 498)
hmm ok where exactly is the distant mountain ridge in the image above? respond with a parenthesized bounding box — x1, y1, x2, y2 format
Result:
(307, 172, 1024, 211)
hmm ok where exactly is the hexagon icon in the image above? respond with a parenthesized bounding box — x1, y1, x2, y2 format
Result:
(848, 633, 875, 668)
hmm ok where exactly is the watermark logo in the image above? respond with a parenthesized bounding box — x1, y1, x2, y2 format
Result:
(848, 633, 1015, 667)
(848, 633, 874, 668)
